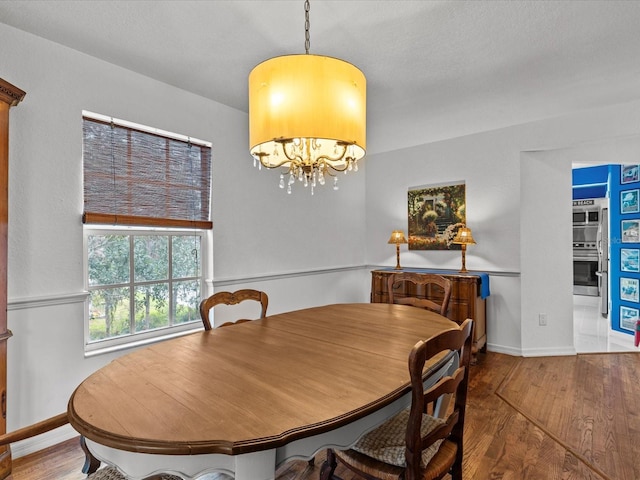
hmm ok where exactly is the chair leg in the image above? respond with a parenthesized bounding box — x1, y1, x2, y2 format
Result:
(451, 463, 463, 480)
(451, 450, 463, 480)
(320, 449, 339, 480)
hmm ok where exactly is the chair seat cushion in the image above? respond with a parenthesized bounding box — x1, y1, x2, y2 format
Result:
(351, 408, 445, 467)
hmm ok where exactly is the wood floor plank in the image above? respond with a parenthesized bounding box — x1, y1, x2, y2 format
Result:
(498, 352, 640, 480)
(7, 351, 640, 479)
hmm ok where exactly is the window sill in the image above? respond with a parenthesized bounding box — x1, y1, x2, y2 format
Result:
(84, 325, 203, 358)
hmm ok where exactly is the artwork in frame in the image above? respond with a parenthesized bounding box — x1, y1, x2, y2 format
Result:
(621, 248, 640, 273)
(621, 219, 640, 243)
(620, 277, 639, 303)
(407, 181, 466, 250)
(621, 189, 640, 214)
(620, 305, 639, 332)
(621, 165, 640, 184)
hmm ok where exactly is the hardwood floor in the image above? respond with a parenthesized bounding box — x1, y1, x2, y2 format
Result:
(6, 351, 640, 480)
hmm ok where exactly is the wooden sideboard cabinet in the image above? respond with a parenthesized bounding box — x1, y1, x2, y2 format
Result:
(370, 269, 487, 354)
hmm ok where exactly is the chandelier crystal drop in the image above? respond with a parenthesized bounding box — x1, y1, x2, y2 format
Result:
(248, 0, 366, 195)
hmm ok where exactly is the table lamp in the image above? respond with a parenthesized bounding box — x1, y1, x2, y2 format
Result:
(452, 226, 476, 273)
(388, 230, 408, 270)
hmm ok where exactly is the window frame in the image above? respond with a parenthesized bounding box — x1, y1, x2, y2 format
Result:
(83, 225, 210, 356)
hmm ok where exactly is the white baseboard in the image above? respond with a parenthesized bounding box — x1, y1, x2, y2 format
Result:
(485, 343, 522, 357)
(520, 345, 577, 357)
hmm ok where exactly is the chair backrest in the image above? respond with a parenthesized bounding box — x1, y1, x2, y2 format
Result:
(387, 272, 452, 316)
(404, 318, 473, 480)
(199, 289, 269, 330)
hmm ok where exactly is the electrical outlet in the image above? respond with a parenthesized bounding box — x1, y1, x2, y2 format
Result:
(539, 313, 548, 326)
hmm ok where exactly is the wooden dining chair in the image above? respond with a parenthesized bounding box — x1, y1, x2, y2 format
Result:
(387, 272, 452, 316)
(199, 289, 269, 330)
(320, 318, 474, 480)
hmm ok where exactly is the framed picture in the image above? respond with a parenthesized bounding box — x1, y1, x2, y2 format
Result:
(621, 248, 640, 272)
(621, 189, 640, 214)
(622, 219, 640, 243)
(621, 164, 640, 184)
(620, 277, 639, 302)
(407, 181, 466, 250)
(620, 305, 639, 332)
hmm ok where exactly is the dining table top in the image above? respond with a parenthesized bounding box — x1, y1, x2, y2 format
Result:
(68, 303, 458, 458)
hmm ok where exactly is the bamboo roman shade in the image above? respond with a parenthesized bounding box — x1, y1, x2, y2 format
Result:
(83, 114, 212, 229)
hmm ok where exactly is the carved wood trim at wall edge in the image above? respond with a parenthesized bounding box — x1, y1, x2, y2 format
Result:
(0, 78, 26, 107)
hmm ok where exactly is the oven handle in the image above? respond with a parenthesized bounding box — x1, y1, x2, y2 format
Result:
(573, 256, 599, 262)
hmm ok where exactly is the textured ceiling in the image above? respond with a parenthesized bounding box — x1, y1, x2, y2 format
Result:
(1, 0, 640, 155)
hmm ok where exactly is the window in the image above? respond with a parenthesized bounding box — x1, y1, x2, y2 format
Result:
(85, 228, 206, 350)
(83, 112, 212, 353)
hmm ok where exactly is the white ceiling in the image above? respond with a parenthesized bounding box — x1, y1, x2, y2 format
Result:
(1, 0, 640, 155)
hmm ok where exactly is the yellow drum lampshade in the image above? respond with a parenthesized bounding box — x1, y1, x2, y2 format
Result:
(249, 54, 366, 168)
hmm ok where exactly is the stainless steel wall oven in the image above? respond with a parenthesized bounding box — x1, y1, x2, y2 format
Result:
(573, 255, 599, 296)
(573, 199, 607, 299)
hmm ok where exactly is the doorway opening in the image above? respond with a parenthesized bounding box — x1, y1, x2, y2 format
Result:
(572, 165, 635, 352)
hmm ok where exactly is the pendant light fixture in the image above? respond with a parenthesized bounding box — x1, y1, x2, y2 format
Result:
(248, 0, 367, 195)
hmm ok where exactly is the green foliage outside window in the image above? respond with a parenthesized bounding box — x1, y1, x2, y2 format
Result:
(88, 232, 202, 342)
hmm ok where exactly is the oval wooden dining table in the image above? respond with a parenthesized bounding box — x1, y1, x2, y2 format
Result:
(68, 303, 459, 480)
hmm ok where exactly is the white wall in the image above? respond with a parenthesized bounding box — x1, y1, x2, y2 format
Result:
(0, 22, 368, 457)
(520, 150, 574, 355)
(364, 101, 640, 357)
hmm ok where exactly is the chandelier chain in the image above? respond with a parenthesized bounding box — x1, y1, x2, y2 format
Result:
(304, 0, 310, 54)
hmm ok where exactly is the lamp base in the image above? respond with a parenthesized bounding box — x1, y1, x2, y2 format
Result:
(459, 245, 468, 273)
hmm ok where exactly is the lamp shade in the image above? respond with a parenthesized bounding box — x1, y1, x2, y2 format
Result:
(249, 54, 366, 166)
(388, 230, 408, 244)
(452, 227, 476, 245)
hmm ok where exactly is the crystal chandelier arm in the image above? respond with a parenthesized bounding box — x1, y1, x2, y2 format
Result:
(254, 151, 292, 169)
(254, 140, 302, 170)
(323, 159, 350, 173)
(313, 141, 349, 164)
(278, 139, 303, 163)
